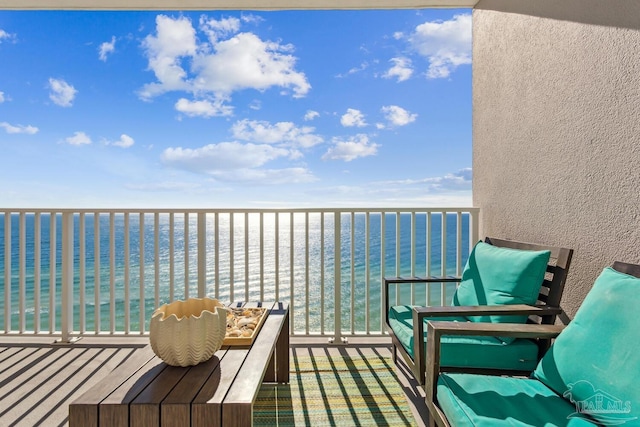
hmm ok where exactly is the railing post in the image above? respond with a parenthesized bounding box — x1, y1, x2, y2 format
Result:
(60, 212, 75, 343)
(4, 213, 11, 333)
(441, 211, 447, 306)
(197, 212, 206, 298)
(19, 213, 26, 333)
(333, 211, 345, 344)
(381, 212, 386, 330)
(471, 208, 480, 248)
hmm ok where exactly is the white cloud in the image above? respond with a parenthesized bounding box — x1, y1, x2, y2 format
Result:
(383, 57, 413, 82)
(162, 141, 289, 173)
(125, 181, 201, 192)
(232, 119, 323, 148)
(0, 29, 16, 44)
(322, 134, 379, 162)
(337, 62, 369, 78)
(308, 169, 472, 207)
(175, 97, 233, 117)
(161, 116, 324, 185)
(161, 133, 318, 184)
(161, 119, 323, 185)
(199, 16, 240, 43)
(204, 167, 315, 184)
(381, 105, 417, 127)
(0, 91, 5, 103)
(139, 14, 310, 108)
(240, 14, 264, 25)
(66, 131, 92, 145)
(138, 15, 198, 99)
(409, 14, 472, 79)
(379, 168, 472, 192)
(193, 32, 309, 97)
(109, 134, 135, 148)
(340, 108, 367, 128)
(98, 36, 116, 61)
(0, 122, 39, 134)
(48, 78, 77, 107)
(448, 167, 472, 186)
(304, 110, 319, 121)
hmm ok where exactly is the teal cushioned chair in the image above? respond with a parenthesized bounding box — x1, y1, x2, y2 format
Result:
(385, 237, 574, 385)
(425, 261, 640, 427)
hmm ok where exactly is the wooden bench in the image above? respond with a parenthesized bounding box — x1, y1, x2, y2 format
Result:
(69, 301, 289, 427)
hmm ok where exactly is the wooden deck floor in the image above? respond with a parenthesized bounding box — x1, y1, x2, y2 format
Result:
(0, 336, 428, 427)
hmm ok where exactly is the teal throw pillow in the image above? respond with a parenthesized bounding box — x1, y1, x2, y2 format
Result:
(532, 267, 640, 425)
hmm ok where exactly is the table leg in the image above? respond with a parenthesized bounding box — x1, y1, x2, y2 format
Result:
(264, 351, 276, 382)
(276, 308, 290, 383)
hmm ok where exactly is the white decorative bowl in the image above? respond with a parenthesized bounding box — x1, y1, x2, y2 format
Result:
(149, 297, 228, 367)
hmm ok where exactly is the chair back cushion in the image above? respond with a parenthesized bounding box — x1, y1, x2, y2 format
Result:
(453, 241, 551, 332)
(532, 267, 640, 425)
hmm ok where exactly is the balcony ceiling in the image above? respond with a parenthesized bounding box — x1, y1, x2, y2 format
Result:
(0, 0, 478, 10)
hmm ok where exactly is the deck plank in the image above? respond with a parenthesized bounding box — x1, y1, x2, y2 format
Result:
(0, 339, 145, 426)
(99, 356, 167, 427)
(160, 350, 226, 427)
(129, 363, 191, 427)
(0, 346, 55, 386)
(191, 347, 249, 427)
(69, 345, 155, 427)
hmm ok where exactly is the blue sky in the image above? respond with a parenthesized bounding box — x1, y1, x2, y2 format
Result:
(0, 9, 471, 208)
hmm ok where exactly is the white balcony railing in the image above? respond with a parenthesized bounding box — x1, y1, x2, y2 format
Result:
(1, 208, 479, 342)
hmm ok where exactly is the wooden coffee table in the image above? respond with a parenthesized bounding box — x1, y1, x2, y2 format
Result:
(69, 302, 289, 427)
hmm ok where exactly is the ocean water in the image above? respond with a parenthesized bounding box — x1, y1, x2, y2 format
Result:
(0, 212, 470, 334)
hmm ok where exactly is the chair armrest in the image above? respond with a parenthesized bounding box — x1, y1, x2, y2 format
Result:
(424, 320, 564, 409)
(384, 276, 461, 285)
(384, 276, 461, 327)
(411, 304, 562, 390)
(414, 304, 563, 319)
(427, 320, 564, 339)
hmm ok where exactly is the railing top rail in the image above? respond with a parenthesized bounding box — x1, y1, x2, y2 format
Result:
(0, 207, 479, 214)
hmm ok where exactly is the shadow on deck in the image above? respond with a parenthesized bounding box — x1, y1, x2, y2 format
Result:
(0, 336, 428, 426)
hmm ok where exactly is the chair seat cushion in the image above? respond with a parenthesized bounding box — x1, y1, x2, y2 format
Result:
(388, 305, 539, 371)
(437, 373, 597, 426)
(532, 267, 640, 425)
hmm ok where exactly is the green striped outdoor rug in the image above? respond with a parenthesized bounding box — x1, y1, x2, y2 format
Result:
(254, 352, 417, 426)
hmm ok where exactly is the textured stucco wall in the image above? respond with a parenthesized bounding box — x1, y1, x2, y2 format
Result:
(473, 0, 640, 317)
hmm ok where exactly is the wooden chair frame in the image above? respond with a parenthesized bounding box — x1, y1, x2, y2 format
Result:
(424, 260, 640, 427)
(384, 237, 574, 385)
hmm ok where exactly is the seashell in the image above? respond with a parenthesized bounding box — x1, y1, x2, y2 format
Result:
(150, 297, 228, 367)
(237, 317, 254, 328)
(222, 306, 267, 343)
